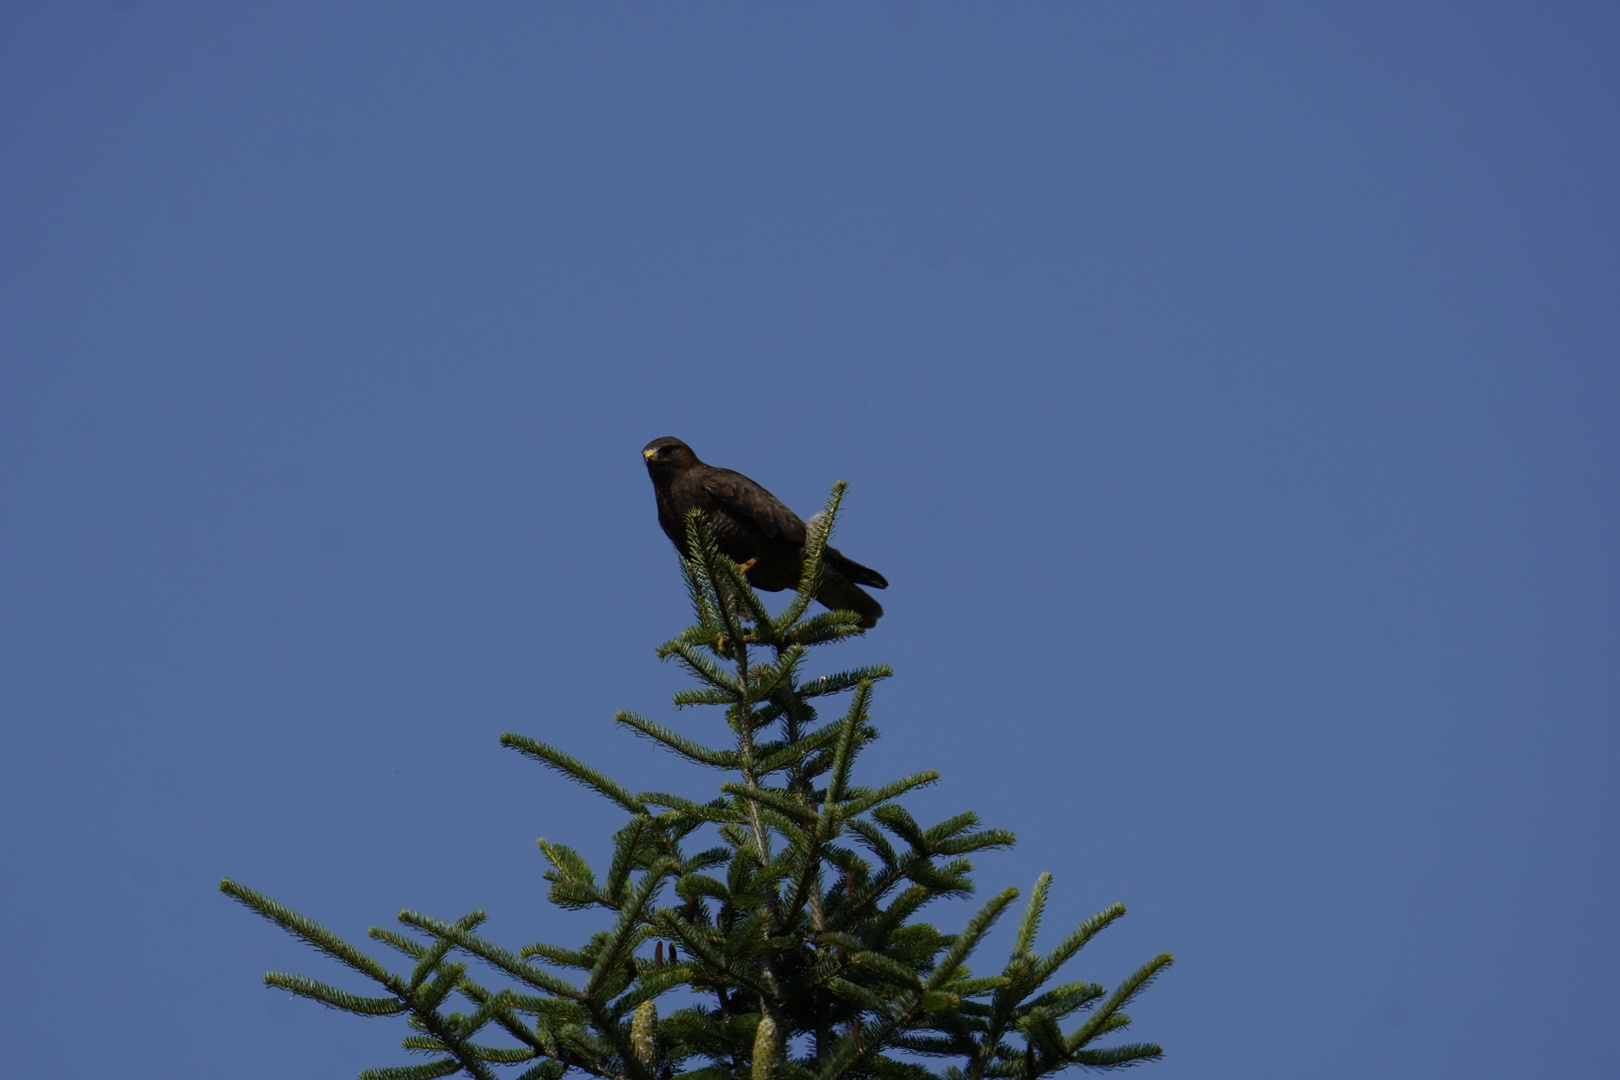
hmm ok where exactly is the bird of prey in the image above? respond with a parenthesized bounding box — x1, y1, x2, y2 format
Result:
(641, 436, 888, 628)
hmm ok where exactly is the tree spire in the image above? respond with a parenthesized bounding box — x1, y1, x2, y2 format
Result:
(221, 487, 1172, 1079)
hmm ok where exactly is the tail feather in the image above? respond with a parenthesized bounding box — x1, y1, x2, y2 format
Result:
(816, 571, 884, 629)
(825, 546, 888, 590)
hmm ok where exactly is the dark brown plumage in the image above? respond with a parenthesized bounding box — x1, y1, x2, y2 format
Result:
(641, 436, 888, 628)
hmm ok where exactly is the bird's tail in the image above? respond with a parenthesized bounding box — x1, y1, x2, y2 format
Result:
(825, 545, 888, 589)
(817, 572, 884, 630)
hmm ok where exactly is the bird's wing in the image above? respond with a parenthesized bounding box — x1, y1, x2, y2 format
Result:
(701, 468, 807, 544)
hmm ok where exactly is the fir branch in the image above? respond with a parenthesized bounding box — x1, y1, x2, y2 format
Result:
(370, 927, 428, 962)
(720, 781, 821, 825)
(799, 666, 894, 700)
(784, 609, 867, 647)
(849, 950, 925, 991)
(825, 976, 897, 1018)
(665, 642, 743, 694)
(502, 734, 647, 815)
(906, 855, 976, 897)
(1069, 1043, 1164, 1068)
(514, 1061, 570, 1080)
(466, 1045, 544, 1065)
(1010, 874, 1050, 968)
(1018, 1009, 1067, 1060)
(754, 718, 847, 775)
(453, 988, 526, 1052)
(933, 827, 1017, 858)
(639, 792, 744, 826)
(586, 862, 678, 997)
(891, 1033, 967, 1057)
(824, 683, 871, 807)
(397, 976, 503, 1080)
(928, 889, 1019, 991)
(924, 812, 1009, 854)
(746, 645, 807, 704)
(520, 941, 592, 969)
(604, 818, 653, 906)
(415, 962, 468, 1010)
(836, 771, 942, 821)
(357, 1060, 465, 1080)
(1021, 979, 1105, 1018)
(820, 892, 1019, 1080)
(1027, 903, 1126, 990)
(219, 879, 396, 985)
(616, 960, 696, 1012)
(774, 482, 844, 632)
(264, 971, 407, 1015)
(759, 806, 816, 850)
(455, 982, 558, 1061)
(663, 624, 727, 655)
(1064, 954, 1174, 1054)
(684, 845, 732, 872)
(845, 819, 897, 867)
(409, 912, 486, 991)
(865, 883, 936, 947)
(397, 911, 582, 999)
(617, 712, 739, 766)
(676, 545, 721, 630)
(539, 841, 600, 894)
(650, 910, 769, 997)
(717, 547, 778, 634)
(682, 510, 747, 648)
(671, 687, 740, 707)
(869, 805, 927, 850)
(674, 871, 729, 902)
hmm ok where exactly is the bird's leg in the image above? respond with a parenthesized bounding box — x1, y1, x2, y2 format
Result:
(734, 557, 757, 575)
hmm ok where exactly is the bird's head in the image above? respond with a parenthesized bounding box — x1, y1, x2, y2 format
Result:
(642, 436, 699, 475)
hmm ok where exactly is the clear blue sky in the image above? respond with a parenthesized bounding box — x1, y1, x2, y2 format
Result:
(2, 4, 1616, 1078)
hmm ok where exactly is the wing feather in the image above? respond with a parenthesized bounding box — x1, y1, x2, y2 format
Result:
(701, 469, 807, 544)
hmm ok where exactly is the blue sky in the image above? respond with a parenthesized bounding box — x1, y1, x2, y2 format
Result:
(2, 3, 1616, 1078)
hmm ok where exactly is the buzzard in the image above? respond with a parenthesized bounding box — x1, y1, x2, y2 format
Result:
(641, 437, 888, 628)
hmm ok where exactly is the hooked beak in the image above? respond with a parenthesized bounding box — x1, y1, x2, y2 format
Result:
(643, 449, 658, 461)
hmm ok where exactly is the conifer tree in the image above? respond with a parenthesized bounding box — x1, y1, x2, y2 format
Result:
(222, 485, 1173, 1080)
